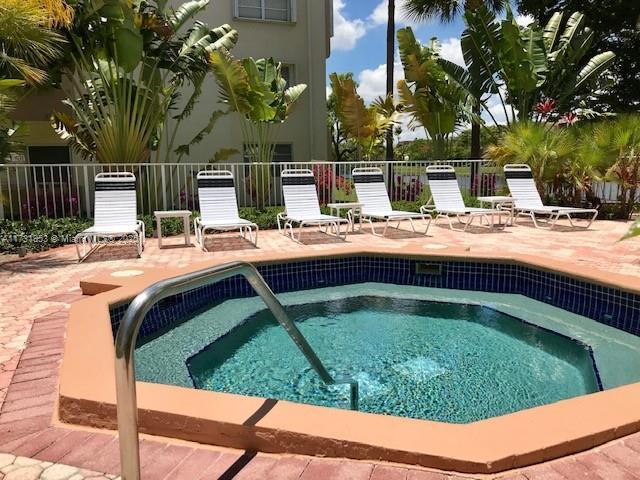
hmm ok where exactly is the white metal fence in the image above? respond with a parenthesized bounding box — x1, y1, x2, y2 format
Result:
(0, 160, 630, 220)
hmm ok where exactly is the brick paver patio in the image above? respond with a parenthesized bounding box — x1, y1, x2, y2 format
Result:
(0, 219, 639, 479)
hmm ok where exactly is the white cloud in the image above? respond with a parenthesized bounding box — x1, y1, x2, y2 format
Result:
(482, 88, 516, 126)
(356, 61, 404, 103)
(331, 0, 367, 51)
(438, 38, 465, 67)
(368, 0, 420, 28)
(397, 113, 427, 142)
(369, 1, 389, 26)
(515, 14, 534, 27)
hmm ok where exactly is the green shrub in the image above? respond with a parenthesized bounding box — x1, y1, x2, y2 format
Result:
(238, 206, 285, 230)
(390, 200, 425, 213)
(0, 217, 93, 254)
(1, 200, 456, 255)
(139, 212, 198, 238)
(461, 194, 480, 208)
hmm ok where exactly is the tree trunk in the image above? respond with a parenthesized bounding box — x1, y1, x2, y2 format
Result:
(470, 103, 481, 195)
(385, 0, 395, 162)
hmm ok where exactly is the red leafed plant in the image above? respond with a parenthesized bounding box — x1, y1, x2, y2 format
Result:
(535, 99, 557, 116)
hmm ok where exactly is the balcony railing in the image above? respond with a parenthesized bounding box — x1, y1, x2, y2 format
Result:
(0, 159, 629, 220)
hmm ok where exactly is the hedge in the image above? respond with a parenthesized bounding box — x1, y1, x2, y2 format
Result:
(0, 202, 429, 255)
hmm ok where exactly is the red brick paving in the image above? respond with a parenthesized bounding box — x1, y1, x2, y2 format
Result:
(370, 465, 409, 480)
(0, 223, 639, 479)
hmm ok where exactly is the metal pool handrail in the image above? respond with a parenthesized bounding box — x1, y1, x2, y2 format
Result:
(114, 260, 359, 480)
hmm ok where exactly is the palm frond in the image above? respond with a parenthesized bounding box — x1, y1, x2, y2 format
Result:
(0, 0, 65, 84)
(210, 148, 240, 163)
(208, 49, 253, 115)
(175, 109, 225, 159)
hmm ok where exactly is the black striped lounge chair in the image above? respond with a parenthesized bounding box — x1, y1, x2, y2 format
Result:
(504, 164, 598, 229)
(352, 167, 430, 237)
(421, 165, 509, 231)
(278, 169, 348, 242)
(74, 172, 145, 262)
(194, 170, 258, 251)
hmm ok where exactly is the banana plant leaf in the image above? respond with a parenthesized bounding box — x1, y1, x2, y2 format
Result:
(520, 25, 547, 87)
(460, 7, 503, 97)
(209, 49, 254, 115)
(574, 51, 616, 91)
(168, 0, 210, 32)
(542, 12, 563, 52)
(499, 18, 538, 94)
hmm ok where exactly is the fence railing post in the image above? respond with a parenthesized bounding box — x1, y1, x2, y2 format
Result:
(160, 165, 168, 211)
(0, 166, 4, 220)
(0, 160, 627, 220)
(83, 165, 91, 218)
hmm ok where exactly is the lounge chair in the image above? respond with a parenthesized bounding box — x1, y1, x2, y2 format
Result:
(352, 167, 431, 236)
(421, 165, 510, 231)
(194, 170, 258, 251)
(278, 169, 349, 242)
(504, 164, 598, 229)
(74, 172, 145, 262)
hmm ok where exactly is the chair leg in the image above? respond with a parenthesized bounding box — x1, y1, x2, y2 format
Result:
(513, 212, 520, 225)
(421, 215, 431, 234)
(447, 215, 457, 231)
(298, 223, 304, 242)
(382, 218, 391, 236)
(75, 236, 82, 261)
(530, 212, 540, 228)
(463, 215, 472, 231)
(140, 223, 145, 249)
(367, 217, 381, 237)
(201, 227, 209, 252)
(284, 222, 294, 241)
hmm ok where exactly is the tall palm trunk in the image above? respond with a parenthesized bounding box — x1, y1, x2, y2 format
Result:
(386, 0, 395, 161)
(470, 103, 481, 194)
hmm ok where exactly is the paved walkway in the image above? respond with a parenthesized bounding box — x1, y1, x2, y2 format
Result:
(0, 220, 639, 479)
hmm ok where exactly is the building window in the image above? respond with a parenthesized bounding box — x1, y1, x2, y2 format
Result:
(28, 146, 71, 184)
(236, 0, 294, 22)
(281, 64, 294, 87)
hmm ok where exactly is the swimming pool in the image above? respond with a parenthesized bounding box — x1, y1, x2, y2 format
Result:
(61, 252, 640, 473)
(186, 295, 599, 423)
(134, 277, 640, 423)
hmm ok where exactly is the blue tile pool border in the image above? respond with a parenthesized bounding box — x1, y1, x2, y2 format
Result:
(108, 255, 640, 342)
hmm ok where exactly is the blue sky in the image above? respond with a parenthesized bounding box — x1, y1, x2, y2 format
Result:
(327, 0, 464, 96)
(326, 1, 532, 138)
(327, 1, 467, 101)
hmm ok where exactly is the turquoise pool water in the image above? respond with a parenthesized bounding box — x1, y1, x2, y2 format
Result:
(186, 296, 599, 423)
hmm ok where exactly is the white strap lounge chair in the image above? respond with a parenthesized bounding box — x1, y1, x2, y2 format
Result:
(194, 170, 258, 251)
(74, 172, 145, 262)
(278, 169, 349, 242)
(421, 165, 510, 231)
(504, 164, 598, 229)
(352, 167, 430, 236)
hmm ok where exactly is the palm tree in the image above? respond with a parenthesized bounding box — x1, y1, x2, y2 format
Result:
(0, 0, 66, 85)
(404, 0, 504, 23)
(330, 73, 398, 161)
(403, 0, 505, 161)
(386, 0, 395, 161)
